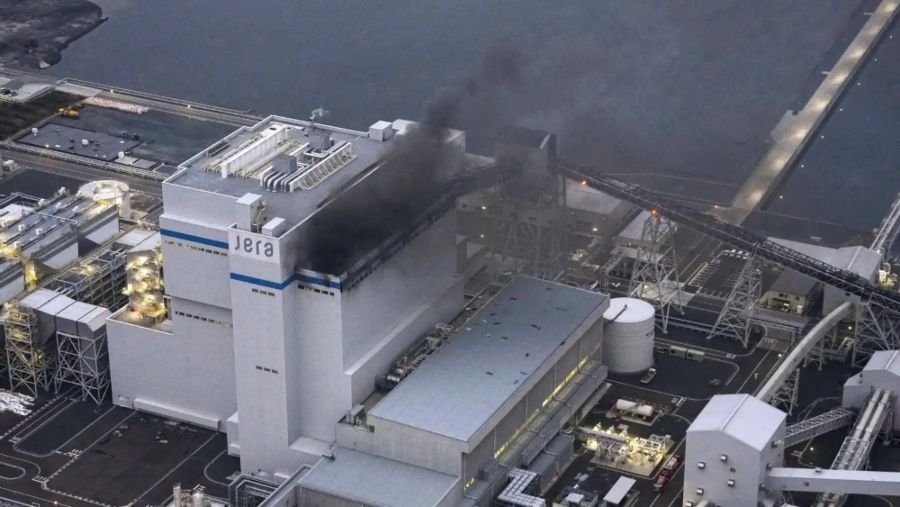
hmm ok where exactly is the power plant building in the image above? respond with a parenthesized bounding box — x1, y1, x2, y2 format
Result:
(107, 115, 469, 479)
(297, 276, 608, 506)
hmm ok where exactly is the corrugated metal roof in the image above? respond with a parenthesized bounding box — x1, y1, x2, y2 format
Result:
(863, 350, 900, 375)
(688, 394, 785, 451)
(770, 238, 880, 281)
(566, 184, 624, 215)
(603, 476, 636, 504)
(369, 276, 606, 443)
(299, 447, 458, 507)
(769, 269, 817, 296)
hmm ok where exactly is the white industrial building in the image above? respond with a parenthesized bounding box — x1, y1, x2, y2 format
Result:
(297, 276, 608, 506)
(684, 394, 786, 507)
(107, 115, 474, 479)
(770, 238, 881, 315)
(685, 348, 900, 506)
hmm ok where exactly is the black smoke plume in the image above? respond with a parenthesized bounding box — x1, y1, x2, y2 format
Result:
(297, 40, 529, 274)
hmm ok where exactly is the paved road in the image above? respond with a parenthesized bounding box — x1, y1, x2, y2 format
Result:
(10, 151, 163, 196)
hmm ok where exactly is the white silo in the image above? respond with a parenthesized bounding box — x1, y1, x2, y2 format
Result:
(602, 297, 655, 373)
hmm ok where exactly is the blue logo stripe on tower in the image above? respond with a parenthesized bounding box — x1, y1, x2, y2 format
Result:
(161, 229, 229, 249)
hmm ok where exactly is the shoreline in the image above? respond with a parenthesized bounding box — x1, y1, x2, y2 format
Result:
(0, 0, 104, 70)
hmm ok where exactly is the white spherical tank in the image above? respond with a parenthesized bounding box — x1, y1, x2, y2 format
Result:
(602, 297, 655, 374)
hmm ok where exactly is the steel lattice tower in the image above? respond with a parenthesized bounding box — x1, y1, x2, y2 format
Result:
(852, 301, 900, 367)
(770, 369, 800, 415)
(3, 303, 54, 396)
(488, 173, 567, 284)
(707, 255, 761, 348)
(629, 211, 684, 333)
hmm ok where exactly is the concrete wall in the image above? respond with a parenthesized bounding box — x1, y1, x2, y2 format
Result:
(161, 216, 232, 310)
(107, 300, 237, 429)
(337, 419, 466, 476)
(340, 213, 459, 370)
(685, 412, 785, 506)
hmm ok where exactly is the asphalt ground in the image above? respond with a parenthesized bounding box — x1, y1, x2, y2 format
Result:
(0, 389, 236, 507)
(53, 106, 236, 166)
(17, 122, 141, 162)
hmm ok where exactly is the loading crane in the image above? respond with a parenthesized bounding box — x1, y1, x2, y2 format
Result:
(554, 162, 900, 314)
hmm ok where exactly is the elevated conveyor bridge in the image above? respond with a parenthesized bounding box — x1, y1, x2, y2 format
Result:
(554, 163, 900, 314)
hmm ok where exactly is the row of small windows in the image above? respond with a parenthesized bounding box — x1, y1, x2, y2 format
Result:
(251, 287, 276, 297)
(298, 283, 336, 297)
(255, 365, 279, 374)
(164, 239, 227, 257)
(173, 309, 232, 328)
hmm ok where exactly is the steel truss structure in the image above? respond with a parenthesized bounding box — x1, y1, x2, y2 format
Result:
(3, 303, 53, 396)
(629, 212, 684, 333)
(852, 301, 900, 368)
(488, 174, 567, 283)
(555, 164, 900, 314)
(770, 368, 799, 415)
(47, 248, 127, 310)
(707, 255, 761, 348)
(55, 330, 110, 403)
(784, 407, 855, 448)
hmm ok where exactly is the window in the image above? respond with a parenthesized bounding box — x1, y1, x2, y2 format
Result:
(164, 239, 228, 257)
(297, 283, 335, 296)
(173, 309, 232, 328)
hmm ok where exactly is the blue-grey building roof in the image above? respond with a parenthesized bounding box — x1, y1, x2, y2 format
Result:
(299, 446, 458, 507)
(369, 276, 606, 443)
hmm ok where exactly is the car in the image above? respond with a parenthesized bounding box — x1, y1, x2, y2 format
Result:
(707, 378, 722, 387)
(640, 367, 657, 384)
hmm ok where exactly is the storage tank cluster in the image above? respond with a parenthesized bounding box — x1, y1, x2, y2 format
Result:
(614, 399, 655, 417)
(602, 297, 655, 374)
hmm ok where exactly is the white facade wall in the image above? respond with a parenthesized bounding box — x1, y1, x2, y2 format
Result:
(107, 301, 237, 429)
(684, 398, 785, 507)
(160, 216, 232, 310)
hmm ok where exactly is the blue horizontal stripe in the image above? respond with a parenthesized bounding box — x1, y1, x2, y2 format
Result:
(230, 273, 293, 290)
(161, 228, 229, 249)
(230, 272, 341, 291)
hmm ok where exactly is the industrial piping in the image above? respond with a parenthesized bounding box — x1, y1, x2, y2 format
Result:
(756, 301, 853, 402)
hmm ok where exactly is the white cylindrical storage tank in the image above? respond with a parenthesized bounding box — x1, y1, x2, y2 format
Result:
(635, 404, 654, 417)
(615, 399, 637, 412)
(602, 297, 655, 374)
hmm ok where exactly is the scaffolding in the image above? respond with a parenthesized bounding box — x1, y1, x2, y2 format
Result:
(54, 329, 109, 403)
(707, 255, 761, 348)
(629, 211, 684, 333)
(47, 248, 128, 310)
(3, 303, 53, 396)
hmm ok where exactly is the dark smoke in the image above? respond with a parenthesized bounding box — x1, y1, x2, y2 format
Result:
(298, 40, 531, 274)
